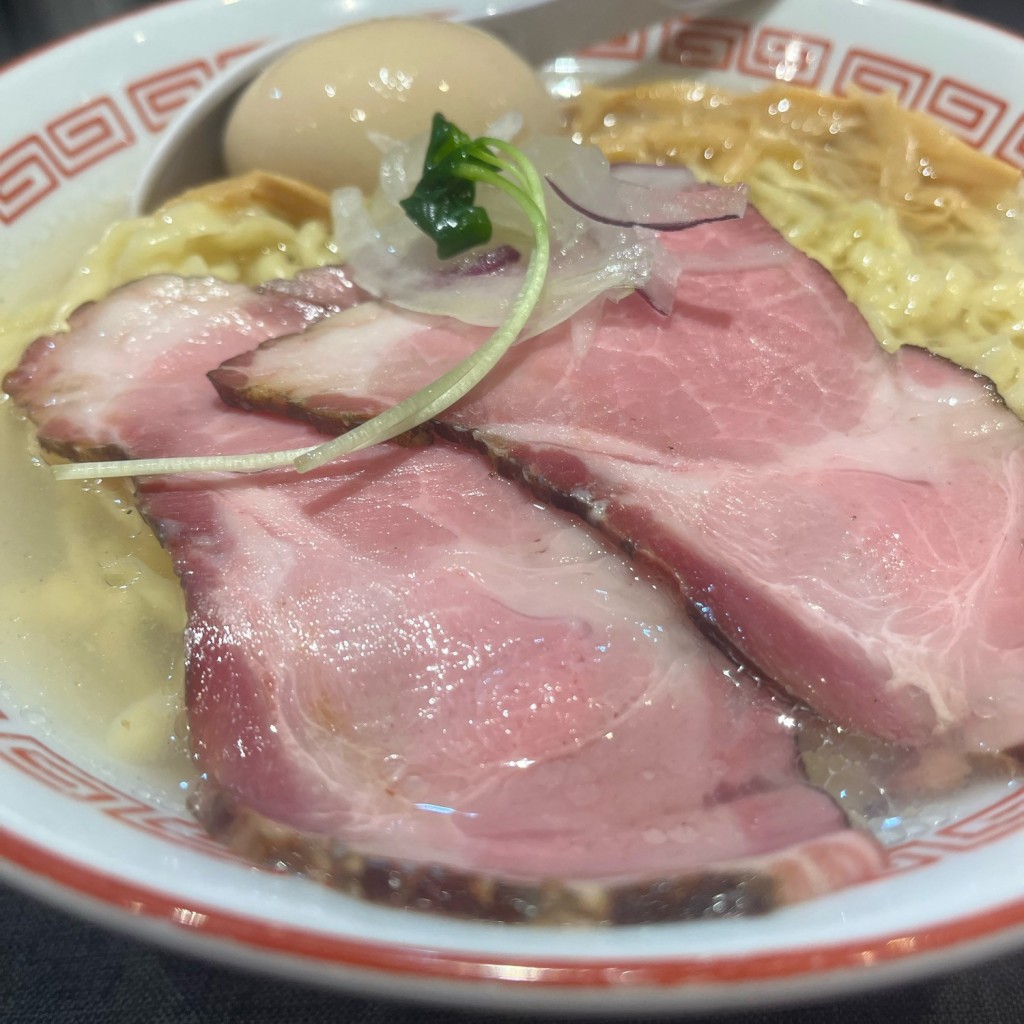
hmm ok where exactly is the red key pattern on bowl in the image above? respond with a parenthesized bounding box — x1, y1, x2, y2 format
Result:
(1, 18, 1023, 226)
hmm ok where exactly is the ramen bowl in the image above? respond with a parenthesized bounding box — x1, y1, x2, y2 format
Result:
(0, 0, 1023, 1013)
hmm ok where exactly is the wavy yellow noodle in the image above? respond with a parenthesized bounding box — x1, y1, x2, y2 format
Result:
(0, 171, 335, 373)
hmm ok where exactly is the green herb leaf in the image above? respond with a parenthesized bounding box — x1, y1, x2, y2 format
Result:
(399, 112, 496, 258)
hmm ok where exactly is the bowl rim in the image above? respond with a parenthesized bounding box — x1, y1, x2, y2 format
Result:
(5, 821, 1024, 1012)
(2, 0, 1024, 1012)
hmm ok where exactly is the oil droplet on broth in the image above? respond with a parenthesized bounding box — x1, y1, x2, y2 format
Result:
(0, 400, 191, 794)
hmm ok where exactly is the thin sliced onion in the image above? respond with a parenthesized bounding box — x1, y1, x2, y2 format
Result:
(676, 241, 791, 274)
(545, 159, 747, 232)
(609, 163, 698, 189)
(332, 134, 676, 331)
(636, 246, 682, 315)
(546, 175, 747, 231)
(438, 243, 521, 278)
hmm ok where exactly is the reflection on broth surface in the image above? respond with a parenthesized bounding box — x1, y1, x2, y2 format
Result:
(0, 397, 187, 780)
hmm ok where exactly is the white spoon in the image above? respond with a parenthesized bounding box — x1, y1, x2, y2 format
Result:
(130, 0, 737, 215)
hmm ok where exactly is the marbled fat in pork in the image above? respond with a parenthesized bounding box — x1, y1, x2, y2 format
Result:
(211, 209, 1024, 751)
(4, 273, 884, 922)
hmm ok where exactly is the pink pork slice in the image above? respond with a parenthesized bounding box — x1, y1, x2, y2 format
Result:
(4, 273, 884, 922)
(211, 210, 1024, 751)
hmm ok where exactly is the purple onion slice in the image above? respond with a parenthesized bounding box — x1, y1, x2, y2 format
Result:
(546, 172, 748, 232)
(439, 243, 521, 278)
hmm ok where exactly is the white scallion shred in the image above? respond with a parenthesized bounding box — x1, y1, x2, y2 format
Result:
(51, 446, 317, 481)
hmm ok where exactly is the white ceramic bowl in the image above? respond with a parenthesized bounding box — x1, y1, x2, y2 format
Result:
(1, 0, 1023, 1013)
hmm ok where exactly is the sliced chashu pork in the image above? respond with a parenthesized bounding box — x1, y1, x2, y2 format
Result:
(4, 273, 884, 922)
(211, 209, 1024, 751)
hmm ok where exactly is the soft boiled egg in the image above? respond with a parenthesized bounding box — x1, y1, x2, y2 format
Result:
(223, 18, 561, 194)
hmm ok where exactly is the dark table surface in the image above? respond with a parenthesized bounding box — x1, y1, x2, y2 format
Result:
(2, 0, 1024, 1021)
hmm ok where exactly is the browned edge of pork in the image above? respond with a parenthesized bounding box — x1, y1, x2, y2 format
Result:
(212, 365, 435, 448)
(192, 783, 778, 926)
